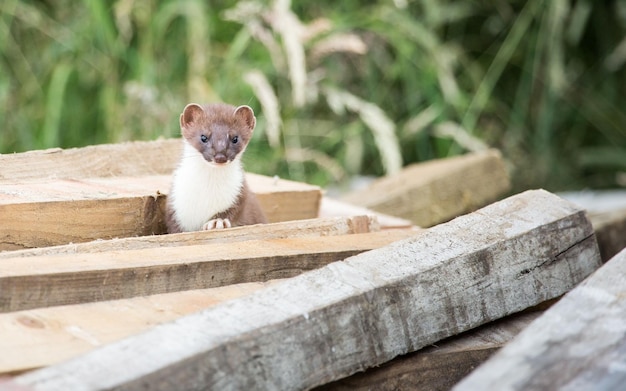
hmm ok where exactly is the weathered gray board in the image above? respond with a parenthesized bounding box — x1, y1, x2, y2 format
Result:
(453, 247, 626, 391)
(11, 190, 601, 391)
(317, 311, 542, 391)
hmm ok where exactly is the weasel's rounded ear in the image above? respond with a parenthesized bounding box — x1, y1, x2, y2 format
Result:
(234, 105, 256, 130)
(180, 103, 204, 129)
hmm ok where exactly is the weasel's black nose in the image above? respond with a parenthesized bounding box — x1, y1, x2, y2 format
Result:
(214, 154, 228, 164)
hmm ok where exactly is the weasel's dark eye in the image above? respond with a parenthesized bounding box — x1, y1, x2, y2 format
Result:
(200, 134, 208, 143)
(231, 135, 239, 144)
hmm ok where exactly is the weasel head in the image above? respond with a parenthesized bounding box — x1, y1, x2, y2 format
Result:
(180, 103, 256, 166)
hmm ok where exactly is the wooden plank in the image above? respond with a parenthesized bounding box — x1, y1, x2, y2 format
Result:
(248, 174, 321, 223)
(341, 149, 510, 227)
(453, 247, 626, 391)
(317, 311, 541, 391)
(0, 216, 377, 259)
(0, 174, 321, 251)
(0, 216, 376, 374)
(0, 139, 181, 183)
(0, 195, 165, 252)
(0, 229, 416, 312)
(0, 281, 281, 375)
(319, 197, 415, 229)
(589, 208, 626, 262)
(11, 190, 601, 391)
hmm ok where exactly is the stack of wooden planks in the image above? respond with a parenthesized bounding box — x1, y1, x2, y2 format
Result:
(0, 140, 624, 390)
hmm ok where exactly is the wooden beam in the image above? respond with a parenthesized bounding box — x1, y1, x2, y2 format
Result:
(0, 216, 377, 259)
(248, 174, 321, 223)
(319, 197, 415, 229)
(453, 246, 626, 390)
(12, 190, 601, 391)
(317, 311, 541, 391)
(0, 174, 321, 251)
(341, 149, 510, 227)
(589, 208, 626, 262)
(0, 139, 181, 182)
(0, 281, 281, 375)
(0, 229, 416, 312)
(0, 218, 373, 375)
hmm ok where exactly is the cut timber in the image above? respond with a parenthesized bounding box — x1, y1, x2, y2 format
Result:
(0, 139, 181, 182)
(341, 149, 510, 227)
(247, 174, 321, 223)
(319, 197, 415, 229)
(0, 174, 321, 251)
(589, 208, 626, 262)
(0, 281, 280, 375)
(0, 229, 416, 312)
(317, 311, 541, 391)
(0, 216, 377, 259)
(12, 190, 601, 391)
(453, 247, 626, 391)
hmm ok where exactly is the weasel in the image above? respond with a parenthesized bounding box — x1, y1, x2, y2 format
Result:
(166, 103, 267, 233)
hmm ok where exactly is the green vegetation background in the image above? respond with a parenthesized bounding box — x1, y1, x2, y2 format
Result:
(1, 0, 625, 193)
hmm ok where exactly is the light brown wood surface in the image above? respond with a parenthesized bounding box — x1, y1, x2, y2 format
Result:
(0, 216, 377, 259)
(319, 197, 415, 229)
(11, 190, 601, 391)
(0, 215, 379, 375)
(0, 281, 281, 375)
(0, 139, 181, 182)
(0, 229, 417, 312)
(453, 247, 626, 391)
(341, 149, 510, 227)
(0, 174, 321, 251)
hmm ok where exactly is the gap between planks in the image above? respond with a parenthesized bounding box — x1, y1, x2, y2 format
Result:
(0, 215, 381, 259)
(8, 190, 602, 391)
(0, 280, 283, 376)
(0, 228, 419, 312)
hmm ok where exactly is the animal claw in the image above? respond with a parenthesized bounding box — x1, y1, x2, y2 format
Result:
(202, 218, 232, 230)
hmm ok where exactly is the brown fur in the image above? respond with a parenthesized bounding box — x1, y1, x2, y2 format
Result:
(165, 103, 267, 233)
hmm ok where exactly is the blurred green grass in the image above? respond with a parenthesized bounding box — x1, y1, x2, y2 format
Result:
(1, 0, 625, 193)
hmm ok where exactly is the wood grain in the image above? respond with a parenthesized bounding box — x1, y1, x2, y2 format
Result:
(0, 281, 281, 375)
(0, 174, 321, 251)
(12, 190, 601, 391)
(0, 139, 181, 183)
(319, 197, 415, 229)
(318, 312, 542, 391)
(454, 246, 626, 390)
(0, 229, 417, 312)
(0, 216, 377, 259)
(341, 149, 510, 227)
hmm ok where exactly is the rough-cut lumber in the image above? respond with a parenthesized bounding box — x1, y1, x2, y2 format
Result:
(455, 250, 626, 391)
(0, 216, 375, 374)
(249, 174, 321, 223)
(0, 281, 281, 375)
(319, 197, 415, 229)
(0, 176, 167, 251)
(0, 229, 416, 312)
(0, 216, 377, 259)
(341, 149, 510, 227)
(589, 208, 626, 262)
(0, 139, 181, 182)
(0, 174, 321, 251)
(12, 190, 601, 391)
(453, 247, 626, 391)
(317, 312, 541, 391)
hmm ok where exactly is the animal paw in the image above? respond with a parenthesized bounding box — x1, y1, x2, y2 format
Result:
(202, 218, 232, 230)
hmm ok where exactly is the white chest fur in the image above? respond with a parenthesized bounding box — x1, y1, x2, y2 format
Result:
(170, 142, 244, 232)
